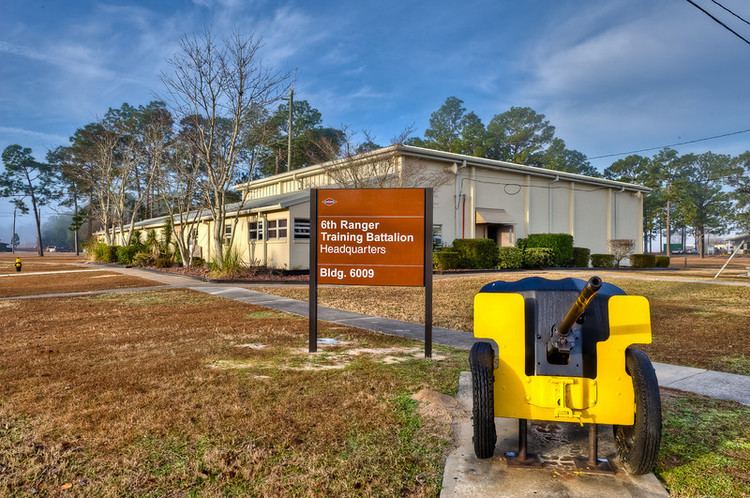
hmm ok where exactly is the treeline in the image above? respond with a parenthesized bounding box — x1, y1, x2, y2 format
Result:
(0, 33, 349, 263)
(405, 96, 599, 176)
(2, 33, 748, 262)
(409, 97, 750, 257)
(603, 149, 749, 257)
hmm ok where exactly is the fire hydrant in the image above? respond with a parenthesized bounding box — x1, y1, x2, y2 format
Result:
(15, 257, 22, 272)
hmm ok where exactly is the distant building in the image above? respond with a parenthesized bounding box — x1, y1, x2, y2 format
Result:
(103, 145, 648, 269)
(0, 241, 9, 252)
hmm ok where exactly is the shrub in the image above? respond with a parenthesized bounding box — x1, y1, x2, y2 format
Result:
(116, 245, 140, 265)
(452, 238, 498, 268)
(91, 243, 119, 263)
(191, 257, 205, 268)
(515, 238, 527, 250)
(209, 248, 246, 278)
(630, 254, 657, 268)
(591, 254, 616, 268)
(608, 239, 635, 267)
(497, 247, 524, 270)
(572, 247, 591, 267)
(132, 252, 155, 267)
(655, 255, 670, 268)
(523, 247, 554, 268)
(90, 242, 109, 262)
(525, 234, 574, 266)
(433, 250, 463, 270)
(155, 255, 173, 268)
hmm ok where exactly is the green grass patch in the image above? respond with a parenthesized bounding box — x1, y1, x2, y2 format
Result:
(659, 391, 750, 497)
(711, 356, 750, 376)
(245, 310, 293, 320)
(94, 290, 214, 307)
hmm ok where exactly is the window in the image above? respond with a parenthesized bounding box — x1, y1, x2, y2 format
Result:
(294, 218, 310, 239)
(249, 220, 264, 240)
(224, 224, 233, 243)
(432, 224, 443, 249)
(268, 219, 288, 239)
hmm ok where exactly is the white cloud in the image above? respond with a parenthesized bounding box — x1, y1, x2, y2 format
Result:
(0, 127, 67, 144)
(511, 1, 750, 162)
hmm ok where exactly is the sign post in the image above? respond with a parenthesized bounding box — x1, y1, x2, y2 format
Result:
(308, 188, 433, 357)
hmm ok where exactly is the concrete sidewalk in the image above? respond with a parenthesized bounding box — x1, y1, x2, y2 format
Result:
(436, 268, 750, 287)
(440, 373, 668, 498)
(79, 264, 750, 406)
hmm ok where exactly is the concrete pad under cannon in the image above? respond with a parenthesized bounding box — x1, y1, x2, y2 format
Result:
(441, 373, 668, 498)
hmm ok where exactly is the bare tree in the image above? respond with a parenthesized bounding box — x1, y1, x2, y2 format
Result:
(156, 123, 206, 267)
(162, 31, 287, 266)
(608, 239, 635, 267)
(315, 128, 450, 188)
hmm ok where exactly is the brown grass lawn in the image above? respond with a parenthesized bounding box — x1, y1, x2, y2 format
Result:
(0, 253, 87, 274)
(0, 271, 160, 298)
(0, 290, 464, 496)
(256, 273, 750, 375)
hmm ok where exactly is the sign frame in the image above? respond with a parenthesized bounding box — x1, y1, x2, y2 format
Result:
(308, 187, 433, 357)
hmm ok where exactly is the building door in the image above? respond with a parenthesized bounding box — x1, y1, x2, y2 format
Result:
(486, 224, 514, 247)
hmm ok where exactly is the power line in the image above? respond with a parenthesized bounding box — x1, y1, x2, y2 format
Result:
(684, 0, 750, 45)
(710, 0, 750, 26)
(588, 127, 750, 160)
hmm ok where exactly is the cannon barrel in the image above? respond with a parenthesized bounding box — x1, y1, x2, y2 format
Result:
(555, 276, 603, 337)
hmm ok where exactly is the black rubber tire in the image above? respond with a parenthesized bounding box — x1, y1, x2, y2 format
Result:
(470, 342, 496, 459)
(614, 348, 662, 475)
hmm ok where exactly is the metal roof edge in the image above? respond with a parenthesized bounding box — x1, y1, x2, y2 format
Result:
(396, 144, 651, 193)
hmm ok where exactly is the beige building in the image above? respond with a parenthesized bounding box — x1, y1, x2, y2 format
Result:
(108, 145, 648, 269)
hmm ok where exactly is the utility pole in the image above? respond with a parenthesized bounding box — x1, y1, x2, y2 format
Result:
(287, 86, 294, 172)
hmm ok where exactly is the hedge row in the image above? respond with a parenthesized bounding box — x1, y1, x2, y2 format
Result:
(591, 254, 616, 268)
(522, 233, 574, 266)
(631, 254, 670, 268)
(434, 238, 499, 270)
(497, 246, 555, 269)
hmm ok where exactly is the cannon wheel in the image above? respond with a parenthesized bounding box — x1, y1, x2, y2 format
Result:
(614, 347, 661, 475)
(470, 342, 496, 459)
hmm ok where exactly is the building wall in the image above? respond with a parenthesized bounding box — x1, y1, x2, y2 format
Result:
(98, 151, 644, 269)
(399, 156, 643, 255)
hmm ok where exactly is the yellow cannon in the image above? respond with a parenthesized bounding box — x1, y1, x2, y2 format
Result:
(470, 276, 661, 474)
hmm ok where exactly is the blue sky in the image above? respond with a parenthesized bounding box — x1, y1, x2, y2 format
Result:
(2, 0, 750, 242)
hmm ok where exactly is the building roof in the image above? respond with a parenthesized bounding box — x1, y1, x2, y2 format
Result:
(233, 144, 651, 194)
(727, 233, 750, 242)
(115, 190, 310, 230)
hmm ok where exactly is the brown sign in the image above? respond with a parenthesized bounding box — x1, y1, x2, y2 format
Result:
(314, 188, 426, 286)
(308, 187, 433, 356)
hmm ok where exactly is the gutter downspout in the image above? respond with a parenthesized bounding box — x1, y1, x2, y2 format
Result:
(262, 213, 268, 268)
(453, 160, 467, 242)
(549, 175, 560, 232)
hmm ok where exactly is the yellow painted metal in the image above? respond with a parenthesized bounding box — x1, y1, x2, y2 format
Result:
(473, 293, 652, 425)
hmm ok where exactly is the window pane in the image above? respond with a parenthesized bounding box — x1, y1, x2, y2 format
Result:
(432, 224, 443, 249)
(279, 219, 288, 228)
(279, 229, 287, 238)
(294, 218, 311, 239)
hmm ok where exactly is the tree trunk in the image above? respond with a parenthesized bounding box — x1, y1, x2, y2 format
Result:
(74, 191, 80, 256)
(658, 219, 663, 254)
(665, 199, 671, 257)
(33, 202, 43, 257)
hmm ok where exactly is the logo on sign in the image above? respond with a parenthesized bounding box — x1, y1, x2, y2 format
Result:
(323, 198, 337, 206)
